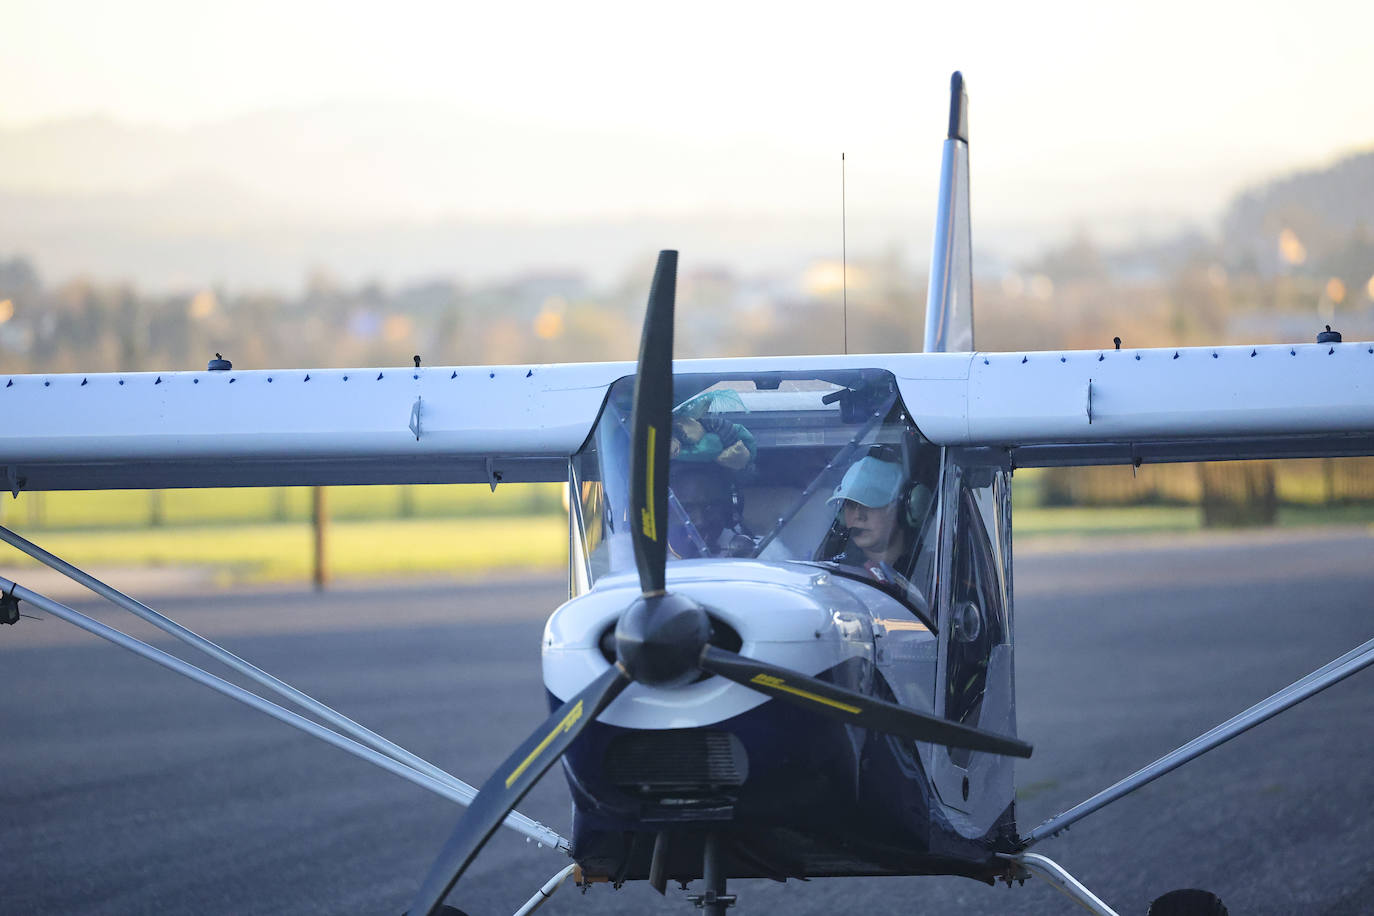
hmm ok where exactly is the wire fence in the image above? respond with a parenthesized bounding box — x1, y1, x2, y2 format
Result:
(1038, 457, 1374, 526)
(5, 459, 1371, 533)
(0, 483, 566, 532)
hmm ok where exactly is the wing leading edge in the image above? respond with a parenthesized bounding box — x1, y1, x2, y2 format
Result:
(907, 341, 1374, 467)
(2, 343, 1370, 492)
(0, 362, 629, 491)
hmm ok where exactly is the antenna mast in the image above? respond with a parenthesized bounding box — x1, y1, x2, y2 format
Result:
(841, 152, 848, 354)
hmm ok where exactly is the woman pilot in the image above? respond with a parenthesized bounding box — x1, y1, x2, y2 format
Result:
(826, 456, 933, 580)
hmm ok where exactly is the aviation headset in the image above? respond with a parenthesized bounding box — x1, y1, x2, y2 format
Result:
(898, 479, 935, 531)
(857, 443, 934, 532)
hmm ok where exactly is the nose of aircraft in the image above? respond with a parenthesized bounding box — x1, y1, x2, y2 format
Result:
(614, 590, 711, 687)
(410, 249, 1029, 916)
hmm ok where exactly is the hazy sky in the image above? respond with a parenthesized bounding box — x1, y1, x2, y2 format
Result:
(2, 0, 1372, 286)
(4, 2, 1369, 139)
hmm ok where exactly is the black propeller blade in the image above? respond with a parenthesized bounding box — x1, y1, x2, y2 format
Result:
(700, 646, 1032, 758)
(407, 664, 629, 916)
(628, 250, 677, 596)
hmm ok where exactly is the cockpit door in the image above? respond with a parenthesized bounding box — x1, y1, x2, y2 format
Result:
(928, 455, 1016, 827)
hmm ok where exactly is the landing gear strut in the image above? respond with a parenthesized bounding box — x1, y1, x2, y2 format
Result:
(686, 833, 736, 914)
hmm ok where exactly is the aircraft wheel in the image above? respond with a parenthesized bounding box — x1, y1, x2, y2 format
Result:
(1147, 888, 1228, 915)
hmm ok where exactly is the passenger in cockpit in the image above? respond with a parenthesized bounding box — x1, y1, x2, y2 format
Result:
(667, 408, 758, 558)
(670, 464, 755, 558)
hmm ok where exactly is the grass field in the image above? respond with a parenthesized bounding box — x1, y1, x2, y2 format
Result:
(3, 502, 1370, 586)
(0, 484, 564, 531)
(0, 516, 568, 585)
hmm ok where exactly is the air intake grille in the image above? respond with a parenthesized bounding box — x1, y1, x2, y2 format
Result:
(604, 730, 748, 794)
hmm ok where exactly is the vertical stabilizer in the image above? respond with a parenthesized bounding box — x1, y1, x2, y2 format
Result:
(924, 72, 974, 353)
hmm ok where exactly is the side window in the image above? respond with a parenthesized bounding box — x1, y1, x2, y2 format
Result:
(944, 477, 1007, 766)
(579, 478, 607, 582)
(904, 440, 942, 603)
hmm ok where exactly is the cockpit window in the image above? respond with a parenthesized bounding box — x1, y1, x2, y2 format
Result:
(571, 370, 939, 614)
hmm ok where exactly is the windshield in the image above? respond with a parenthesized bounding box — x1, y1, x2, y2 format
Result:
(571, 369, 939, 615)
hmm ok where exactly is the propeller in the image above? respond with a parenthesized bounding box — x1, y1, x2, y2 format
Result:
(407, 249, 1031, 915)
(698, 647, 1030, 757)
(628, 249, 675, 596)
(406, 664, 629, 913)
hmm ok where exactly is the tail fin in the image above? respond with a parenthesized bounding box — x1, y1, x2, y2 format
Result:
(923, 71, 974, 353)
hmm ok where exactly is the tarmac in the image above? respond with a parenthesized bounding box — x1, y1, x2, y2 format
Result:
(2, 530, 1371, 914)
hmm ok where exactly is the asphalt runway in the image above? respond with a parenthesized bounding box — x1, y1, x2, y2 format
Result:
(2, 530, 1372, 915)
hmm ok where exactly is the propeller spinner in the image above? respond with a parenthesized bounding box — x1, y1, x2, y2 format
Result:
(407, 250, 1032, 916)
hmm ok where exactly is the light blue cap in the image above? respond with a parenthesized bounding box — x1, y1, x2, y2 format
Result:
(827, 457, 903, 508)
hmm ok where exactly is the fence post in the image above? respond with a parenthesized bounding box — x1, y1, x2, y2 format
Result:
(1199, 461, 1277, 528)
(312, 486, 330, 590)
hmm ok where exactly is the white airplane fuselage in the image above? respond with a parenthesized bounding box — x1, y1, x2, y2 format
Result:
(541, 560, 1015, 883)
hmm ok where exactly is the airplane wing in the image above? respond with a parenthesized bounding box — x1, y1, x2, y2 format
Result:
(2, 340, 1370, 494)
(902, 339, 1374, 467)
(0, 362, 629, 491)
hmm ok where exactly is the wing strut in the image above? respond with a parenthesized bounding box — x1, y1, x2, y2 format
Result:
(1022, 635, 1374, 846)
(0, 576, 571, 844)
(0, 527, 566, 851)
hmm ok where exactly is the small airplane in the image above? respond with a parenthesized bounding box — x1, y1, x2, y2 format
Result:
(3, 73, 1372, 916)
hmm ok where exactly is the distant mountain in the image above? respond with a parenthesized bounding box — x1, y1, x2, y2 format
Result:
(1025, 148, 1374, 287)
(0, 104, 918, 291)
(1220, 148, 1374, 277)
(0, 103, 849, 223)
(4, 103, 1363, 292)
(0, 185, 903, 294)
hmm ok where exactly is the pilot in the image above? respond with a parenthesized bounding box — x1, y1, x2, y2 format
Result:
(826, 456, 930, 578)
(670, 463, 755, 558)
